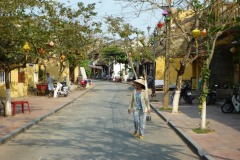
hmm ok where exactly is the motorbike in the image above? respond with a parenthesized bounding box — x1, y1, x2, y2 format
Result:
(206, 85, 217, 105)
(171, 80, 193, 104)
(171, 80, 219, 105)
(80, 79, 88, 88)
(53, 82, 69, 97)
(221, 87, 240, 113)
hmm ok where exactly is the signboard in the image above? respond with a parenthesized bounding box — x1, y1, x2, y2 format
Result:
(80, 67, 87, 79)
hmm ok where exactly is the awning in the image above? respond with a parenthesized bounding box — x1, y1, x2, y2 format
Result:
(88, 65, 103, 69)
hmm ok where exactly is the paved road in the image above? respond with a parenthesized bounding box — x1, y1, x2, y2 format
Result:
(0, 81, 199, 160)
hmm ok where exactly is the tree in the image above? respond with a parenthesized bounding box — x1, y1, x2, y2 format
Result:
(42, 1, 101, 81)
(0, 0, 54, 116)
(105, 16, 143, 79)
(198, 1, 239, 129)
(118, 0, 239, 130)
(0, 0, 101, 116)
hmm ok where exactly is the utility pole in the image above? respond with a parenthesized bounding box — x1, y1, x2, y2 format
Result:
(151, 28, 158, 97)
(163, 10, 171, 109)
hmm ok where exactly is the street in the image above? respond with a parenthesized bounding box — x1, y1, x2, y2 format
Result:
(0, 81, 199, 160)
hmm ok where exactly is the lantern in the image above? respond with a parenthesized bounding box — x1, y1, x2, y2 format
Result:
(157, 21, 163, 29)
(38, 48, 45, 55)
(201, 29, 207, 37)
(49, 41, 54, 47)
(23, 42, 30, 52)
(61, 55, 66, 61)
(162, 10, 168, 17)
(192, 29, 201, 38)
(165, 17, 171, 22)
(230, 47, 237, 54)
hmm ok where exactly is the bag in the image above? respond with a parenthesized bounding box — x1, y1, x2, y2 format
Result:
(146, 114, 151, 121)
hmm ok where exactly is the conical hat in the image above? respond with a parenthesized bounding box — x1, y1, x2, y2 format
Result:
(134, 79, 146, 89)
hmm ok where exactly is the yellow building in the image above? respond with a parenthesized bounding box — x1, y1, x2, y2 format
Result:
(0, 58, 72, 98)
(155, 56, 194, 88)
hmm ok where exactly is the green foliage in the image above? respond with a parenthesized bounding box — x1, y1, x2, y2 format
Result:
(0, 0, 101, 69)
(192, 128, 213, 134)
(100, 46, 128, 64)
(192, 0, 203, 9)
(79, 60, 92, 77)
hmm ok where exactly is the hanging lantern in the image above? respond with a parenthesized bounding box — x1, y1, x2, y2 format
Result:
(49, 41, 54, 47)
(165, 17, 171, 22)
(157, 21, 163, 29)
(61, 55, 66, 61)
(230, 47, 237, 54)
(201, 29, 207, 37)
(23, 42, 30, 52)
(192, 29, 201, 38)
(38, 48, 45, 55)
(162, 10, 168, 17)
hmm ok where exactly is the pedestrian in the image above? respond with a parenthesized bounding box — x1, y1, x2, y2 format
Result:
(46, 73, 54, 91)
(128, 78, 151, 140)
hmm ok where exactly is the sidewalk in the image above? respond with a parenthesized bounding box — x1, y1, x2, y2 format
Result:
(149, 90, 240, 160)
(0, 85, 95, 144)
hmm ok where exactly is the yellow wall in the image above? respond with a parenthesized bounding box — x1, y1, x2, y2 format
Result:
(0, 59, 70, 98)
(74, 66, 80, 84)
(155, 57, 193, 86)
(43, 59, 70, 82)
(0, 69, 26, 98)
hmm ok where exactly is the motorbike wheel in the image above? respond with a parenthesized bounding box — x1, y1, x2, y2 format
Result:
(221, 102, 234, 113)
(185, 96, 193, 104)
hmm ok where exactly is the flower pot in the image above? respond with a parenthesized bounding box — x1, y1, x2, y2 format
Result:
(36, 84, 48, 91)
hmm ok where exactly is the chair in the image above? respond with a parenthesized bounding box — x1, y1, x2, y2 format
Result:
(11, 101, 30, 116)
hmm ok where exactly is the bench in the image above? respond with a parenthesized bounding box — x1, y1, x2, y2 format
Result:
(11, 101, 30, 116)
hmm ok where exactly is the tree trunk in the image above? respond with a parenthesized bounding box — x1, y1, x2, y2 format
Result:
(58, 61, 65, 82)
(200, 81, 208, 129)
(172, 61, 186, 113)
(163, 19, 171, 109)
(172, 75, 183, 113)
(129, 57, 138, 79)
(200, 31, 222, 130)
(5, 70, 12, 116)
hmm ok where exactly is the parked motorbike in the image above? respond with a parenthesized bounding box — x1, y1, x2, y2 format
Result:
(171, 80, 219, 105)
(80, 79, 88, 88)
(206, 85, 217, 105)
(171, 80, 193, 104)
(54, 82, 69, 97)
(221, 87, 240, 113)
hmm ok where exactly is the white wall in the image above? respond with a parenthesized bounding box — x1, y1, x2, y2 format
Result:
(113, 63, 124, 77)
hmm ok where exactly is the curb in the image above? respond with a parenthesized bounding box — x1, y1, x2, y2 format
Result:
(150, 105, 214, 160)
(0, 86, 96, 145)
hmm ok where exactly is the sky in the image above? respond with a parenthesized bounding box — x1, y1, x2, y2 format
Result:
(57, 0, 164, 36)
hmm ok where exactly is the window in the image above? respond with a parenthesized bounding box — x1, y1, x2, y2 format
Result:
(18, 69, 25, 83)
(0, 71, 5, 83)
